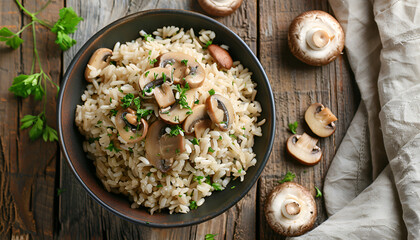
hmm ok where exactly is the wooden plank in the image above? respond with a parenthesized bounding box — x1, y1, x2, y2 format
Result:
(60, 0, 258, 239)
(0, 0, 63, 239)
(258, 0, 359, 239)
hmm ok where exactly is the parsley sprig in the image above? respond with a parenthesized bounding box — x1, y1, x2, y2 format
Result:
(175, 83, 192, 113)
(278, 171, 296, 183)
(4, 1, 83, 142)
(288, 121, 298, 134)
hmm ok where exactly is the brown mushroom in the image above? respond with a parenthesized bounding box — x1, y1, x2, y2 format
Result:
(286, 133, 322, 165)
(159, 89, 196, 124)
(115, 108, 148, 143)
(145, 120, 185, 172)
(157, 52, 206, 88)
(305, 103, 337, 137)
(183, 105, 212, 137)
(139, 67, 175, 108)
(207, 44, 233, 69)
(198, 0, 243, 17)
(288, 10, 345, 66)
(265, 182, 317, 236)
(84, 48, 113, 82)
(206, 94, 234, 131)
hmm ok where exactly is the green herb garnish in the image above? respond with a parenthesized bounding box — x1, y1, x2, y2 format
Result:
(203, 40, 212, 49)
(315, 186, 322, 198)
(121, 93, 135, 108)
(169, 125, 184, 137)
(145, 71, 150, 77)
(208, 147, 215, 153)
(205, 234, 217, 240)
(212, 182, 222, 191)
(278, 171, 296, 183)
(288, 121, 298, 134)
(189, 200, 197, 210)
(181, 59, 188, 66)
(208, 89, 215, 96)
(194, 176, 204, 184)
(190, 138, 199, 145)
(106, 142, 121, 152)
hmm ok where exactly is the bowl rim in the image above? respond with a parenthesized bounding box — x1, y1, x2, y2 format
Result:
(58, 8, 276, 228)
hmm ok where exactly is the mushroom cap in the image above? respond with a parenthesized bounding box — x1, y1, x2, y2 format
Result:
(157, 52, 206, 88)
(286, 133, 322, 166)
(288, 10, 345, 66)
(84, 48, 112, 82)
(198, 0, 243, 17)
(206, 94, 235, 131)
(115, 108, 148, 143)
(145, 120, 185, 172)
(265, 182, 317, 236)
(207, 44, 233, 69)
(305, 103, 337, 137)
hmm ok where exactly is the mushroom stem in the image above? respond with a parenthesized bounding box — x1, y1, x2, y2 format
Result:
(281, 199, 301, 219)
(316, 107, 338, 124)
(296, 133, 319, 151)
(306, 28, 331, 50)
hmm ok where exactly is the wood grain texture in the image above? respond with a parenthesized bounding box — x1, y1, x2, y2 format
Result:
(258, 0, 359, 239)
(0, 0, 63, 239)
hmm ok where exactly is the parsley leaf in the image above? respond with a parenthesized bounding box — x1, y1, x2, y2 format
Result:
(315, 186, 322, 198)
(106, 142, 121, 152)
(137, 109, 153, 119)
(203, 40, 213, 49)
(143, 34, 154, 41)
(208, 89, 215, 96)
(51, 7, 83, 50)
(121, 93, 134, 108)
(42, 125, 58, 142)
(288, 121, 298, 134)
(211, 182, 222, 191)
(169, 125, 184, 137)
(110, 109, 118, 116)
(0, 27, 24, 49)
(88, 137, 100, 143)
(9, 74, 44, 100)
(56, 188, 66, 196)
(175, 83, 192, 110)
(278, 171, 296, 183)
(181, 59, 188, 66)
(190, 138, 199, 145)
(208, 147, 215, 153)
(149, 58, 157, 65)
(205, 233, 217, 240)
(189, 200, 197, 210)
(21, 115, 44, 140)
(194, 176, 204, 184)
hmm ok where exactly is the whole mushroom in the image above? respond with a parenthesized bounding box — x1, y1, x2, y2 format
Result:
(305, 103, 337, 137)
(265, 182, 317, 236)
(288, 10, 345, 66)
(198, 0, 243, 17)
(84, 48, 113, 82)
(286, 133, 322, 166)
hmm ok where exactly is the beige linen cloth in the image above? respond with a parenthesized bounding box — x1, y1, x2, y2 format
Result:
(291, 0, 420, 239)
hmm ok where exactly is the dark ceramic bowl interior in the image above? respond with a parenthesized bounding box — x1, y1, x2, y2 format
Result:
(58, 9, 275, 228)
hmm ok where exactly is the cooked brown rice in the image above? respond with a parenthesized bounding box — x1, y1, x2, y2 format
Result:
(75, 26, 264, 214)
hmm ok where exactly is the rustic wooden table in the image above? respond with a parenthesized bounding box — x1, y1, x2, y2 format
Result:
(0, 0, 359, 239)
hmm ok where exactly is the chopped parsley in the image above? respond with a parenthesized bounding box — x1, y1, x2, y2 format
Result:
(137, 109, 153, 119)
(229, 134, 237, 139)
(143, 34, 153, 41)
(88, 137, 100, 143)
(242, 127, 246, 130)
(109, 60, 116, 66)
(106, 142, 121, 152)
(194, 99, 199, 104)
(169, 125, 184, 137)
(97, 120, 102, 125)
(175, 149, 180, 154)
(205, 176, 211, 185)
(190, 138, 199, 145)
(156, 184, 163, 188)
(109, 97, 113, 103)
(238, 169, 242, 173)
(203, 40, 212, 49)
(162, 72, 167, 82)
(218, 136, 222, 140)
(208, 147, 215, 153)
(231, 186, 236, 189)
(56, 188, 66, 196)
(146, 172, 152, 177)
(118, 88, 124, 93)
(175, 83, 192, 110)
(278, 171, 296, 183)
(208, 89, 215, 95)
(149, 58, 157, 65)
(145, 71, 150, 77)
(189, 200, 197, 210)
(153, 72, 158, 80)
(128, 147, 133, 153)
(212, 182, 222, 191)
(288, 121, 298, 134)
(121, 93, 135, 108)
(181, 59, 188, 66)
(205, 234, 217, 240)
(194, 176, 204, 184)
(315, 186, 323, 198)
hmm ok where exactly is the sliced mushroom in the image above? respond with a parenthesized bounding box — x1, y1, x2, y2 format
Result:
(288, 10, 345, 66)
(145, 120, 185, 172)
(115, 108, 148, 143)
(153, 82, 176, 108)
(183, 105, 211, 136)
(206, 94, 234, 131)
(286, 133, 322, 165)
(139, 67, 174, 100)
(159, 89, 196, 124)
(305, 103, 337, 137)
(194, 119, 212, 138)
(265, 182, 317, 236)
(207, 44, 233, 69)
(157, 52, 206, 88)
(84, 48, 113, 82)
(198, 0, 243, 17)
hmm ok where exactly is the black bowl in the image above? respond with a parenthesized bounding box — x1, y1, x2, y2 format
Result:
(58, 9, 275, 228)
